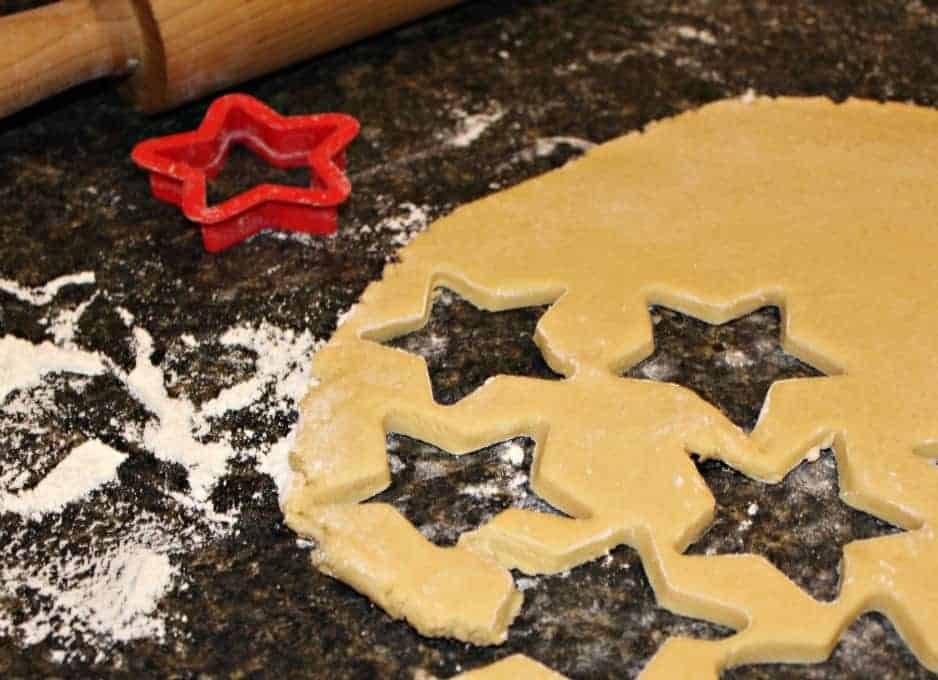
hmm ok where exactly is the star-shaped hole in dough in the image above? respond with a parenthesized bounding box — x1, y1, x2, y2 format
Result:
(370, 434, 563, 546)
(443, 545, 733, 678)
(686, 450, 903, 602)
(384, 287, 563, 405)
(624, 306, 828, 430)
(626, 305, 901, 601)
(724, 612, 935, 679)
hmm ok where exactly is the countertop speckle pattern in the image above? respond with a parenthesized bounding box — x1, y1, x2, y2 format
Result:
(1, 1, 937, 678)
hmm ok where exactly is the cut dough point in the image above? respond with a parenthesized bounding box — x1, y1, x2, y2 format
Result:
(451, 655, 569, 679)
(287, 97, 938, 675)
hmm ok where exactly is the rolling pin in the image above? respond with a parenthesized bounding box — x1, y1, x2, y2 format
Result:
(0, 0, 463, 118)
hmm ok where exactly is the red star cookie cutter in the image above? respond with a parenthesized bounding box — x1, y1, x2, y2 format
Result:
(131, 93, 359, 252)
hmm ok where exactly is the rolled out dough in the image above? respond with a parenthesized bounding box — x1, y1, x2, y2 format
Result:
(287, 96, 938, 678)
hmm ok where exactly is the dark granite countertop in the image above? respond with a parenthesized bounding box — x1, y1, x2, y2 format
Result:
(1, 1, 937, 678)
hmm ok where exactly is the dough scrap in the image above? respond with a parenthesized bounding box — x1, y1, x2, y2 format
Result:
(451, 654, 567, 679)
(287, 97, 938, 675)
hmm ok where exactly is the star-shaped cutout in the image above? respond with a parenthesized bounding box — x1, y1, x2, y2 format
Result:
(131, 93, 359, 252)
(726, 612, 934, 679)
(624, 305, 829, 430)
(383, 287, 563, 405)
(489, 545, 733, 678)
(624, 305, 899, 600)
(405, 543, 732, 677)
(370, 434, 561, 546)
(369, 434, 732, 676)
(686, 450, 902, 601)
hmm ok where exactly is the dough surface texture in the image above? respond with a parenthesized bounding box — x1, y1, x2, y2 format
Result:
(286, 97, 938, 676)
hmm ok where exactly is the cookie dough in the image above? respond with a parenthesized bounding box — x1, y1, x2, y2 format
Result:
(452, 655, 568, 679)
(286, 97, 938, 676)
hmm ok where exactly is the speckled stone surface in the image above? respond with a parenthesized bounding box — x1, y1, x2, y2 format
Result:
(2, 1, 938, 678)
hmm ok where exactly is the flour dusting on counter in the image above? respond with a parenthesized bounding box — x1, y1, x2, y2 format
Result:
(534, 136, 596, 157)
(0, 270, 333, 662)
(448, 103, 505, 148)
(0, 439, 125, 519)
(375, 202, 432, 247)
(0, 511, 183, 657)
(0, 271, 95, 306)
(0, 336, 105, 401)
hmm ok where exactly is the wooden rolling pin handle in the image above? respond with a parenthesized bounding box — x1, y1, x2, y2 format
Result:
(1, 0, 463, 119)
(0, 0, 142, 118)
(122, 0, 465, 113)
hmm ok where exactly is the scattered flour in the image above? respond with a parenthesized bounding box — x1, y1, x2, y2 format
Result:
(722, 349, 755, 368)
(638, 355, 677, 382)
(118, 326, 234, 502)
(449, 104, 505, 148)
(0, 270, 330, 661)
(50, 293, 98, 346)
(202, 323, 320, 417)
(0, 335, 105, 402)
(0, 512, 182, 658)
(458, 443, 543, 513)
(258, 423, 303, 502)
(508, 135, 596, 170)
(460, 481, 502, 498)
(114, 321, 322, 503)
(387, 453, 406, 474)
(534, 136, 596, 157)
(499, 442, 525, 467)
(0, 271, 95, 306)
(256, 230, 320, 246)
(75, 549, 175, 643)
(116, 306, 135, 326)
(0, 440, 126, 519)
(373, 202, 433, 248)
(52, 548, 175, 646)
(674, 25, 718, 45)
(515, 576, 541, 591)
